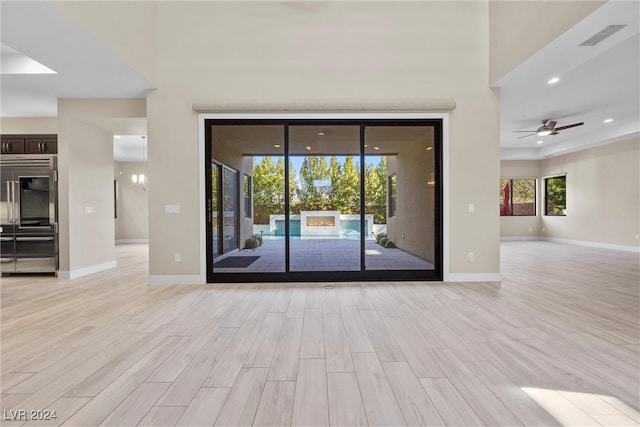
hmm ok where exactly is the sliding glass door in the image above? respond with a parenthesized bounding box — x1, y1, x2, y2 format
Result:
(205, 119, 442, 282)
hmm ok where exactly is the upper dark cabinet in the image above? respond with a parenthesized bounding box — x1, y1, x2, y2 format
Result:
(1, 138, 25, 154)
(26, 137, 57, 154)
(1, 135, 57, 155)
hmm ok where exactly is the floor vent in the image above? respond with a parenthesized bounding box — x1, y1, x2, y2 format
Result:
(579, 25, 626, 46)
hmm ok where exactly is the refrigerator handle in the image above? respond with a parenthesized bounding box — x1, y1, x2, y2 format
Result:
(6, 180, 12, 223)
(12, 181, 18, 225)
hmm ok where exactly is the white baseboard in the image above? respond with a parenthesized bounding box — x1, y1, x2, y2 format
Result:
(58, 261, 117, 279)
(444, 273, 501, 283)
(148, 275, 206, 285)
(500, 236, 542, 241)
(543, 237, 640, 253)
(116, 239, 149, 244)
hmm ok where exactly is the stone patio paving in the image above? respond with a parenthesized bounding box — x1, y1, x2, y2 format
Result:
(213, 239, 434, 273)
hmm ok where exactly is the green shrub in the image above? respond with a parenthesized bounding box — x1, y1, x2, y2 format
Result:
(375, 233, 387, 243)
(253, 234, 263, 246)
(385, 240, 396, 248)
(244, 237, 259, 249)
(379, 237, 388, 246)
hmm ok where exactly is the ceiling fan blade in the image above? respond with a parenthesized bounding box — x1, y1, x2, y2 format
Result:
(517, 133, 537, 139)
(554, 122, 584, 131)
(546, 120, 557, 130)
(513, 130, 539, 133)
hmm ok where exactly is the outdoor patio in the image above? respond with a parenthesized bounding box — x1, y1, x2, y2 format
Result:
(213, 239, 434, 273)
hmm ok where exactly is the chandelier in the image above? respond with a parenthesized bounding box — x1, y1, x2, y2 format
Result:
(132, 135, 148, 190)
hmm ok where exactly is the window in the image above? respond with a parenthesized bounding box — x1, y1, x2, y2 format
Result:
(545, 175, 566, 216)
(388, 174, 397, 217)
(244, 174, 252, 219)
(500, 178, 536, 216)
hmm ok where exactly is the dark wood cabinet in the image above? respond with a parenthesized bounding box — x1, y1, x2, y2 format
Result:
(1, 135, 57, 155)
(26, 137, 57, 154)
(1, 138, 25, 154)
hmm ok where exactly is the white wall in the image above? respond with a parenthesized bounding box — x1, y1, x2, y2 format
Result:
(0, 117, 58, 134)
(114, 161, 149, 242)
(540, 137, 640, 249)
(57, 98, 145, 278)
(147, 1, 500, 281)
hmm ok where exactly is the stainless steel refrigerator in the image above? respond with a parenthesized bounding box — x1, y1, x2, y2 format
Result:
(1, 155, 58, 274)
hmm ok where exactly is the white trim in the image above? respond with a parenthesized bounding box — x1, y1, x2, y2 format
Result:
(199, 117, 207, 285)
(544, 237, 640, 253)
(500, 236, 542, 241)
(445, 273, 502, 283)
(199, 111, 451, 281)
(115, 239, 149, 244)
(58, 260, 116, 280)
(148, 275, 205, 285)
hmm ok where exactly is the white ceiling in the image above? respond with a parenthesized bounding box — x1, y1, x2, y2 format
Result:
(496, 0, 639, 160)
(1, 1, 638, 161)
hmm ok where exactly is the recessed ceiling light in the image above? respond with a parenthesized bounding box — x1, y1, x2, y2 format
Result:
(548, 77, 560, 84)
(364, 145, 368, 148)
(603, 118, 613, 123)
(306, 146, 312, 151)
(274, 144, 281, 148)
(373, 146, 380, 151)
(536, 140, 544, 144)
(318, 132, 325, 136)
(114, 135, 121, 139)
(426, 146, 433, 151)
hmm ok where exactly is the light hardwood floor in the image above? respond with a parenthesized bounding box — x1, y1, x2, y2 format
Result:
(1, 241, 638, 426)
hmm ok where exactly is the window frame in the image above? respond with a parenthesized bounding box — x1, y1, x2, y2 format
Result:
(388, 173, 397, 218)
(544, 174, 567, 216)
(500, 178, 537, 217)
(244, 174, 252, 219)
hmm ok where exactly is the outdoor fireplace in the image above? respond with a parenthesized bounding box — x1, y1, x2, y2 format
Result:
(306, 216, 336, 227)
(301, 211, 341, 236)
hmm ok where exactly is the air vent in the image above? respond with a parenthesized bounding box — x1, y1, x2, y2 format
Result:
(579, 25, 626, 46)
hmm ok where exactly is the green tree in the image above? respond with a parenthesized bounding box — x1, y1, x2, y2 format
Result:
(331, 156, 360, 214)
(297, 156, 330, 212)
(364, 156, 387, 223)
(253, 156, 286, 224)
(545, 176, 566, 215)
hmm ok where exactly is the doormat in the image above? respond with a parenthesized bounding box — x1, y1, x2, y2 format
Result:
(214, 256, 260, 268)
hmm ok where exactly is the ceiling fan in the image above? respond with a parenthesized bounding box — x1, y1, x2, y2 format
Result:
(514, 119, 584, 139)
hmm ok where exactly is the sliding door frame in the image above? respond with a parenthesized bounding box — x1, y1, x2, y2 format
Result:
(203, 114, 447, 283)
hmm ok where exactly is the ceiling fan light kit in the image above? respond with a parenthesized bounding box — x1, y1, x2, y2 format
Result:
(514, 119, 584, 139)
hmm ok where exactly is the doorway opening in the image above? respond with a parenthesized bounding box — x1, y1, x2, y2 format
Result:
(205, 119, 442, 282)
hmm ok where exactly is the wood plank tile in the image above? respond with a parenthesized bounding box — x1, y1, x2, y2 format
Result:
(253, 381, 295, 427)
(202, 320, 261, 387)
(300, 309, 325, 359)
(466, 361, 561, 426)
(22, 397, 91, 427)
(62, 337, 183, 427)
(359, 309, 406, 362)
(419, 378, 484, 426)
(99, 382, 170, 426)
(137, 406, 186, 427)
(340, 306, 375, 353)
(429, 348, 523, 426)
(327, 372, 368, 427)
(381, 362, 444, 426)
(291, 359, 329, 427)
(267, 318, 303, 381)
(323, 314, 354, 372)
(176, 387, 229, 427)
(214, 368, 268, 427)
(352, 353, 406, 426)
(157, 327, 236, 407)
(243, 313, 285, 368)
